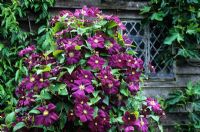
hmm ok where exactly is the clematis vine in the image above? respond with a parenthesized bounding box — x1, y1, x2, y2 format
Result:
(11, 6, 164, 132)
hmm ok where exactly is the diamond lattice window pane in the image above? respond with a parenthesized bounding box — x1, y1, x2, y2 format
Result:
(123, 21, 174, 78)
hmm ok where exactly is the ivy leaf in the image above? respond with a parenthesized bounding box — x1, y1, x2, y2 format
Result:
(13, 122, 26, 132)
(151, 12, 165, 21)
(0, 43, 4, 51)
(140, 6, 151, 14)
(5, 112, 15, 125)
(164, 31, 184, 45)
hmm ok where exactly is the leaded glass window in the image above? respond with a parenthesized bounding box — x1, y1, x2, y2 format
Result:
(122, 20, 174, 79)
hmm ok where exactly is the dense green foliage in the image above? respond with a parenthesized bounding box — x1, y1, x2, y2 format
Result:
(141, 0, 200, 59)
(165, 81, 200, 131)
(0, 0, 55, 129)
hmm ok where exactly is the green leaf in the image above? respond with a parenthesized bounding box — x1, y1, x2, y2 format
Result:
(36, 65, 51, 74)
(29, 109, 40, 114)
(0, 43, 4, 51)
(58, 84, 68, 96)
(15, 70, 20, 82)
(13, 122, 25, 132)
(75, 45, 82, 50)
(92, 91, 100, 98)
(5, 112, 15, 125)
(103, 96, 109, 105)
(59, 113, 67, 129)
(53, 50, 63, 57)
(149, 115, 160, 122)
(66, 65, 76, 74)
(140, 6, 151, 14)
(165, 90, 185, 106)
(40, 89, 51, 100)
(120, 80, 129, 97)
(53, 22, 63, 34)
(164, 31, 184, 45)
(89, 96, 101, 105)
(151, 12, 165, 21)
(107, 21, 117, 29)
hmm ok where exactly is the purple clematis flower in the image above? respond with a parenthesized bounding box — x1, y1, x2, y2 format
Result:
(122, 111, 136, 126)
(60, 72, 77, 89)
(74, 96, 89, 105)
(109, 54, 126, 69)
(134, 117, 148, 132)
(105, 38, 122, 54)
(75, 104, 94, 122)
(87, 55, 105, 70)
(18, 45, 35, 57)
(76, 69, 94, 80)
(98, 66, 113, 84)
(146, 97, 164, 115)
(65, 46, 81, 65)
(35, 103, 59, 126)
(102, 79, 120, 95)
(123, 34, 132, 45)
(36, 76, 50, 89)
(71, 79, 94, 97)
(87, 34, 105, 49)
(25, 75, 37, 90)
(67, 110, 76, 121)
(124, 126, 135, 132)
(128, 82, 140, 94)
(88, 117, 104, 132)
(17, 93, 35, 107)
(98, 110, 110, 129)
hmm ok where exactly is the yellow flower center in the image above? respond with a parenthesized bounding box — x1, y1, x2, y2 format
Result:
(94, 39, 99, 43)
(128, 117, 131, 120)
(128, 59, 131, 62)
(95, 60, 99, 64)
(150, 101, 155, 106)
(79, 85, 85, 90)
(81, 10, 86, 15)
(118, 59, 122, 62)
(83, 110, 87, 114)
(81, 101, 84, 104)
(84, 75, 88, 78)
(68, 41, 72, 44)
(69, 52, 74, 57)
(30, 77, 35, 82)
(108, 83, 113, 88)
(95, 122, 98, 126)
(40, 78, 44, 82)
(140, 120, 145, 126)
(132, 71, 135, 75)
(43, 110, 49, 116)
(104, 75, 108, 79)
(70, 113, 74, 116)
